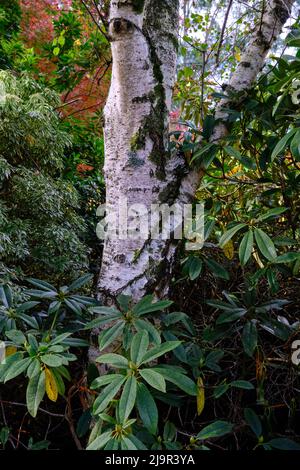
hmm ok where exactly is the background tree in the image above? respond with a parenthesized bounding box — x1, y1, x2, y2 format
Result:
(0, 71, 89, 282)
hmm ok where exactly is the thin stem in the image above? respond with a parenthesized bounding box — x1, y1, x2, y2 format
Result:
(0, 400, 65, 418)
(80, 0, 109, 40)
(215, 0, 234, 66)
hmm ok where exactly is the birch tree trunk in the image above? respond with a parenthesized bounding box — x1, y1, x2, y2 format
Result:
(98, 0, 294, 304)
(98, 0, 182, 303)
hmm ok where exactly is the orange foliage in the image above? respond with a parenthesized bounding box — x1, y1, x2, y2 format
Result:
(20, 0, 110, 120)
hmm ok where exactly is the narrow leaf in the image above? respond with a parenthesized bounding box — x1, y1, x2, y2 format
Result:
(139, 369, 166, 392)
(93, 376, 126, 415)
(239, 230, 253, 266)
(254, 228, 277, 261)
(197, 421, 233, 440)
(140, 341, 181, 365)
(219, 223, 247, 248)
(130, 331, 149, 365)
(119, 376, 137, 422)
(26, 371, 46, 417)
(136, 383, 158, 435)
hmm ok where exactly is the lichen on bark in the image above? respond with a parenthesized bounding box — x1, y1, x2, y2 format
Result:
(128, 0, 179, 180)
(131, 0, 145, 14)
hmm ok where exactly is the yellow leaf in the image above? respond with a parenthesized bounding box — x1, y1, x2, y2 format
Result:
(227, 164, 243, 176)
(45, 367, 58, 402)
(253, 249, 264, 269)
(235, 48, 241, 62)
(6, 346, 17, 357)
(197, 377, 205, 416)
(26, 135, 35, 146)
(223, 239, 234, 260)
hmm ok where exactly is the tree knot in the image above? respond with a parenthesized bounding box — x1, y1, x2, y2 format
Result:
(109, 18, 134, 39)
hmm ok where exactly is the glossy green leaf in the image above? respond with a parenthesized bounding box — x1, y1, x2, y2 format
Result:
(26, 370, 46, 417)
(119, 376, 137, 422)
(290, 129, 300, 160)
(68, 274, 93, 292)
(213, 382, 229, 399)
(242, 321, 257, 357)
(256, 207, 287, 222)
(268, 438, 300, 450)
(98, 321, 124, 351)
(270, 129, 296, 161)
(95, 353, 128, 369)
(153, 366, 197, 396)
(244, 408, 262, 438)
(254, 228, 277, 261)
(134, 319, 161, 345)
(140, 341, 181, 365)
(4, 357, 32, 382)
(219, 223, 247, 248)
(230, 380, 254, 390)
(93, 376, 126, 415)
(136, 383, 158, 435)
(91, 374, 124, 390)
(86, 431, 112, 450)
(216, 308, 247, 324)
(239, 230, 253, 266)
(197, 421, 233, 440)
(41, 354, 64, 368)
(204, 258, 230, 280)
(274, 252, 300, 264)
(5, 330, 26, 345)
(27, 359, 41, 379)
(189, 257, 203, 280)
(139, 369, 166, 392)
(27, 278, 56, 292)
(133, 297, 173, 316)
(130, 331, 149, 365)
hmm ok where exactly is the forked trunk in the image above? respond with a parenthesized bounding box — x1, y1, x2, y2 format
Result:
(98, 0, 294, 303)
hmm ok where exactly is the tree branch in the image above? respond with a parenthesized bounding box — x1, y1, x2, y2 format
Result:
(178, 0, 295, 203)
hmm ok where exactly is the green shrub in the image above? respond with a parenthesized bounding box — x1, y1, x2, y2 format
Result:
(0, 71, 89, 281)
(0, 274, 96, 418)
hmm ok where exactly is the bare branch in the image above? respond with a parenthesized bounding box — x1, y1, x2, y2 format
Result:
(215, 0, 234, 66)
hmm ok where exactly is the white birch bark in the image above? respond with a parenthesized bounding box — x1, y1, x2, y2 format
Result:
(179, 0, 295, 202)
(212, 0, 295, 141)
(98, 0, 181, 303)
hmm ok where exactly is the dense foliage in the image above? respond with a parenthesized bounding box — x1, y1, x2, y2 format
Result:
(0, 71, 89, 282)
(0, 0, 22, 69)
